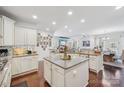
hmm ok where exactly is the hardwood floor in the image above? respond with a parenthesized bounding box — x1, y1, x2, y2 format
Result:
(11, 62, 124, 87)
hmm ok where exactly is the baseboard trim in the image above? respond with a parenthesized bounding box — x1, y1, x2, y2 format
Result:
(12, 69, 38, 79)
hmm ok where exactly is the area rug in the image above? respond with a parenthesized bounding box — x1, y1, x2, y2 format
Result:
(11, 81, 28, 87)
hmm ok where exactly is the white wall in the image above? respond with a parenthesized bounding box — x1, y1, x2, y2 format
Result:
(71, 35, 95, 49)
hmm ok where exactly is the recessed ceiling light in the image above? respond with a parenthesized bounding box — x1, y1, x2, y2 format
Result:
(81, 19, 85, 23)
(46, 28, 49, 31)
(68, 29, 72, 32)
(102, 37, 106, 40)
(106, 37, 110, 40)
(68, 11, 73, 15)
(32, 15, 37, 19)
(52, 21, 56, 25)
(115, 6, 123, 10)
(65, 25, 68, 29)
(82, 33, 86, 37)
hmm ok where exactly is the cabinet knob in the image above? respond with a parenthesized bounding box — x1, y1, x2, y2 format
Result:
(73, 71, 77, 77)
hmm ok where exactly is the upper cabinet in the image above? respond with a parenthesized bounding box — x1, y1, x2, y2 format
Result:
(0, 15, 15, 46)
(0, 15, 37, 46)
(14, 26, 37, 46)
(0, 17, 3, 46)
(14, 27, 26, 45)
(26, 28, 37, 45)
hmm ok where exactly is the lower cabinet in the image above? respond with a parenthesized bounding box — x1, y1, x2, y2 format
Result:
(1, 61, 11, 87)
(52, 64, 64, 87)
(44, 61, 52, 85)
(12, 56, 38, 75)
(44, 60, 89, 87)
(65, 61, 89, 87)
(89, 55, 103, 73)
(12, 57, 22, 75)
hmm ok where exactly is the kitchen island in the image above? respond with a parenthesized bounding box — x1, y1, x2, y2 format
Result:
(43, 56, 89, 87)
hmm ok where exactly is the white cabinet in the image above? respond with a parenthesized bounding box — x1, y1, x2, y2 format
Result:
(14, 27, 26, 45)
(89, 55, 103, 73)
(44, 61, 52, 85)
(27, 29, 37, 45)
(30, 56, 38, 69)
(0, 17, 3, 46)
(12, 57, 22, 75)
(0, 15, 15, 46)
(12, 56, 38, 75)
(44, 59, 89, 87)
(14, 26, 37, 46)
(65, 61, 89, 87)
(1, 61, 11, 87)
(3, 16, 15, 46)
(1, 69, 11, 87)
(52, 64, 64, 87)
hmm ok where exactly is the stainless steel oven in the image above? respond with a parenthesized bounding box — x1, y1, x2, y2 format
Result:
(0, 49, 9, 71)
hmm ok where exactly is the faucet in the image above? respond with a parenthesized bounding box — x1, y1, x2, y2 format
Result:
(63, 45, 71, 60)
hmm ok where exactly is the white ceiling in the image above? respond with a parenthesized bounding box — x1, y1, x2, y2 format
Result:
(0, 6, 124, 37)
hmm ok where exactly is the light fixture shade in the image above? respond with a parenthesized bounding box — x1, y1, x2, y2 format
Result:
(65, 25, 68, 29)
(46, 28, 49, 31)
(115, 6, 123, 10)
(68, 11, 73, 15)
(52, 21, 56, 25)
(81, 19, 85, 23)
(32, 15, 37, 19)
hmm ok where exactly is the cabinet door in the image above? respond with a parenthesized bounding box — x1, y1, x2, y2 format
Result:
(0, 63, 11, 87)
(52, 64, 64, 87)
(65, 62, 89, 87)
(27, 29, 37, 45)
(14, 27, 26, 45)
(44, 61, 52, 85)
(89, 57, 97, 70)
(89, 56, 103, 73)
(21, 57, 31, 73)
(3, 16, 14, 46)
(3, 67, 11, 87)
(0, 17, 3, 46)
(22, 56, 38, 72)
(12, 58, 22, 75)
(30, 56, 38, 70)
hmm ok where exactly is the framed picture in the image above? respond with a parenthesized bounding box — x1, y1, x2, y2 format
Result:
(82, 41, 90, 47)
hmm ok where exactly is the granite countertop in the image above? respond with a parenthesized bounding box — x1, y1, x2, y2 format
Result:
(79, 51, 101, 56)
(51, 51, 101, 56)
(44, 56, 89, 69)
(12, 53, 38, 58)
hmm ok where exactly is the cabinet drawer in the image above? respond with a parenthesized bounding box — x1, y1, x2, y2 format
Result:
(52, 64, 64, 75)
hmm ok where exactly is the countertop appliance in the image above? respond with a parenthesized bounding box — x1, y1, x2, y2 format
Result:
(0, 49, 9, 71)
